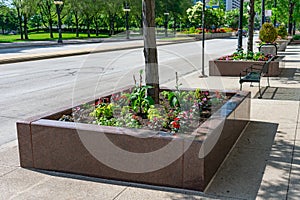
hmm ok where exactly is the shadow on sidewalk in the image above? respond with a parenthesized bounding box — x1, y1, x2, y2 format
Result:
(28, 121, 279, 200)
(253, 87, 300, 101)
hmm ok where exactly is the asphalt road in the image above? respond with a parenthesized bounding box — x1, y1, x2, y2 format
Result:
(0, 37, 250, 146)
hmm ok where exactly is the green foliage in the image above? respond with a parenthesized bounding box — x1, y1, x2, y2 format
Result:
(218, 51, 273, 61)
(293, 34, 300, 40)
(259, 22, 278, 43)
(186, 2, 225, 29)
(129, 85, 155, 114)
(277, 25, 288, 39)
(224, 8, 239, 28)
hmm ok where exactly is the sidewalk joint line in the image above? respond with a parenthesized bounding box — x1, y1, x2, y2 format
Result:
(285, 100, 300, 200)
(112, 187, 128, 200)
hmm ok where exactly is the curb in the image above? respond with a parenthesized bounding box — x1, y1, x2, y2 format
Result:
(0, 38, 196, 65)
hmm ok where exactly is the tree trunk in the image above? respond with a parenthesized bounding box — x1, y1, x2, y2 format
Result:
(95, 18, 99, 36)
(87, 21, 90, 38)
(247, 0, 255, 52)
(288, 0, 295, 35)
(143, 0, 159, 104)
(24, 15, 29, 40)
(293, 20, 296, 35)
(49, 19, 53, 38)
(16, 7, 23, 40)
(109, 14, 115, 36)
(75, 14, 79, 37)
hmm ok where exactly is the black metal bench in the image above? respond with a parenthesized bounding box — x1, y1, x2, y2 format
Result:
(239, 58, 273, 99)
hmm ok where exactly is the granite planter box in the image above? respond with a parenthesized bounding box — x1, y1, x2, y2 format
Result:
(188, 32, 233, 40)
(209, 56, 284, 76)
(17, 88, 250, 192)
(277, 40, 289, 51)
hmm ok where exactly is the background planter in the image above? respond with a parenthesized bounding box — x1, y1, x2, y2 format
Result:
(209, 56, 284, 76)
(188, 32, 233, 40)
(17, 89, 250, 192)
(277, 40, 289, 51)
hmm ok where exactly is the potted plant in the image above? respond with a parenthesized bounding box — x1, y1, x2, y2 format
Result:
(276, 24, 289, 51)
(258, 22, 278, 55)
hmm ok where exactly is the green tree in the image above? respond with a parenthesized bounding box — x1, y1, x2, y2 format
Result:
(186, 1, 225, 29)
(224, 8, 239, 28)
(0, 4, 17, 34)
(37, 0, 56, 38)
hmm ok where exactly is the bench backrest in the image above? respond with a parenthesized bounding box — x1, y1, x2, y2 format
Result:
(261, 57, 274, 75)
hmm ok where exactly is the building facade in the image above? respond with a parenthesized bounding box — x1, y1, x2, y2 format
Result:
(225, 0, 240, 11)
(193, 0, 240, 11)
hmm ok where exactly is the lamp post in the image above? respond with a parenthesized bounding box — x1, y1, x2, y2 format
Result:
(237, 0, 244, 52)
(54, 0, 63, 44)
(273, 0, 277, 27)
(164, 12, 169, 38)
(123, 3, 131, 39)
(261, 0, 265, 26)
(200, 0, 207, 77)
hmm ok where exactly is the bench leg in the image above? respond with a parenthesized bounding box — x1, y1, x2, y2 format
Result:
(258, 81, 262, 99)
(267, 76, 270, 87)
(240, 83, 242, 91)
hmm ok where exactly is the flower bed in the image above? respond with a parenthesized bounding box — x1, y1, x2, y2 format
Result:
(209, 51, 283, 76)
(17, 86, 250, 192)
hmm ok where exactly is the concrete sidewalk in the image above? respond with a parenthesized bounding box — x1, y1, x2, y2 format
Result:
(0, 42, 299, 199)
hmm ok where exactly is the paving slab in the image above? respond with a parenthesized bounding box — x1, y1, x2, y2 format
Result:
(115, 187, 209, 200)
(287, 163, 300, 200)
(234, 121, 278, 151)
(268, 139, 294, 163)
(10, 171, 126, 200)
(296, 128, 300, 141)
(0, 165, 17, 177)
(0, 168, 51, 199)
(205, 146, 269, 200)
(250, 99, 299, 124)
(256, 160, 290, 200)
(0, 116, 19, 146)
(274, 124, 298, 141)
(206, 121, 276, 200)
(0, 144, 20, 167)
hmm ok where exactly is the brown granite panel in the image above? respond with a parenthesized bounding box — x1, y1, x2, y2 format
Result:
(234, 94, 251, 121)
(203, 118, 246, 186)
(16, 121, 34, 168)
(30, 120, 184, 188)
(182, 139, 205, 191)
(209, 60, 280, 77)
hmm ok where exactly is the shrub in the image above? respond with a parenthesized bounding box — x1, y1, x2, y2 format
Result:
(277, 25, 288, 39)
(293, 34, 300, 40)
(259, 22, 278, 43)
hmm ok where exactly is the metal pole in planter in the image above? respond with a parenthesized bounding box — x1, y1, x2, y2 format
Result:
(261, 0, 265, 26)
(164, 12, 169, 38)
(237, 0, 244, 52)
(54, 0, 63, 44)
(273, 0, 277, 27)
(123, 2, 131, 39)
(200, 0, 207, 77)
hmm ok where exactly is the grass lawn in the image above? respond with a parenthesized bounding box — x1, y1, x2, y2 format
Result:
(0, 32, 110, 43)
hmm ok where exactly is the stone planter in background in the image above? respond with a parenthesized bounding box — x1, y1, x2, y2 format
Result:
(209, 56, 284, 76)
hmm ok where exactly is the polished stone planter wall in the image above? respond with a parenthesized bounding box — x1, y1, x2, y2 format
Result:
(188, 32, 233, 40)
(209, 56, 284, 77)
(17, 89, 250, 192)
